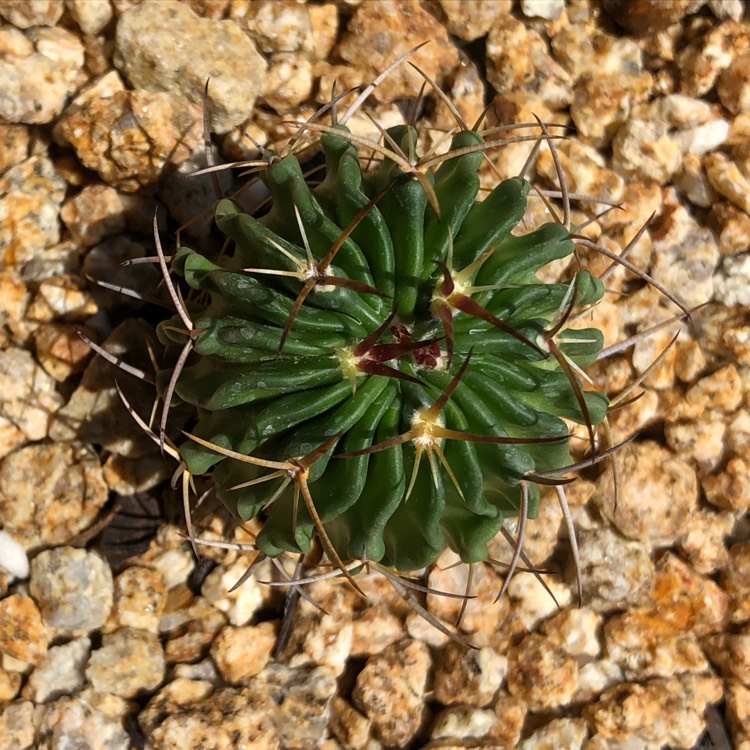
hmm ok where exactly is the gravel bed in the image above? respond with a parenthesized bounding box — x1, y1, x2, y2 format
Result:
(0, 1, 749, 749)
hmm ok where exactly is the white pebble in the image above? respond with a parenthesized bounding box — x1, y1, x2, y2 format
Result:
(0, 530, 29, 579)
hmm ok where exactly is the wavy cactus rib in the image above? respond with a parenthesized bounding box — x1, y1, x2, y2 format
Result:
(156, 123, 608, 575)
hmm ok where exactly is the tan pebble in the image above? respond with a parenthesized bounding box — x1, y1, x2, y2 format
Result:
(111, 567, 167, 633)
(26, 276, 98, 323)
(431, 59, 486, 136)
(674, 337, 707, 383)
(0, 270, 29, 340)
(703, 456, 750, 514)
(330, 696, 371, 750)
(0, 666, 21, 701)
(603, 0, 688, 35)
(307, 3, 338, 61)
(38, 697, 131, 749)
(726, 681, 750, 749)
(337, 0, 458, 105)
(491, 690, 527, 746)
(715, 253, 750, 307)
(595, 441, 698, 547)
(60, 184, 130, 248)
(607, 553, 728, 643)
(86, 627, 165, 698)
(67, 0, 112, 35)
(257, 662, 338, 748)
(677, 508, 733, 573)
(162, 596, 227, 664)
(33, 323, 93, 382)
(723, 542, 750, 624)
(605, 627, 709, 681)
(0, 348, 63, 449)
(0, 155, 67, 267)
(150, 548, 195, 591)
(540, 608, 603, 660)
(551, 24, 643, 82)
(506, 572, 572, 631)
(428, 549, 509, 637)
(0, 27, 83, 126)
(210, 621, 277, 684)
(600, 180, 663, 236)
(117, 0, 266, 134)
(102, 452, 172, 496)
(700, 305, 750, 367)
(153, 685, 280, 750)
(608, 388, 660, 441)
(431, 705, 505, 742)
(75, 687, 134, 722)
(350, 606, 404, 657)
(631, 323, 680, 390)
(575, 525, 655, 614)
(520, 0, 564, 19)
(727, 412, 750, 460)
(520, 717, 587, 750)
(672, 117, 731, 155)
(612, 119, 682, 183)
(664, 417, 726, 472)
(405, 612, 450, 648)
(235, 0, 312, 54)
(2, 444, 107, 548)
(575, 659, 625, 704)
(0, 701, 33, 749)
(172, 659, 220, 684)
(0, 594, 47, 665)
(674, 151, 719, 207)
(709, 201, 750, 257)
(719, 52, 750, 114)
(703, 629, 750, 685)
(438, 0, 510, 42)
(262, 53, 314, 113)
(281, 610, 352, 676)
(138, 677, 215, 736)
(59, 90, 202, 192)
(506, 633, 579, 710)
(183, 0, 229, 19)
(537, 140, 624, 206)
(650, 226, 719, 310)
(353, 639, 430, 747)
(433, 643, 507, 707)
(482, 92, 554, 180)
(491, 489, 562, 569)
(652, 93, 712, 128)
(685, 364, 743, 415)
(571, 74, 635, 149)
(705, 151, 750, 213)
(0, 0, 64, 27)
(201, 557, 266, 626)
(677, 20, 750, 97)
(54, 70, 126, 138)
(585, 673, 723, 747)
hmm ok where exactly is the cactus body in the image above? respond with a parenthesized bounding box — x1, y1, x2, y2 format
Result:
(158, 124, 607, 574)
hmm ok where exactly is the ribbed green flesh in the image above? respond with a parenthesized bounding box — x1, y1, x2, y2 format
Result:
(159, 125, 607, 571)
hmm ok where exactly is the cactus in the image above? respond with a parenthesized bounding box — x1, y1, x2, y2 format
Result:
(149, 108, 618, 596)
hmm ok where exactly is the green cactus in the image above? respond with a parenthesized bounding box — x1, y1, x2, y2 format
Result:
(153, 118, 610, 589)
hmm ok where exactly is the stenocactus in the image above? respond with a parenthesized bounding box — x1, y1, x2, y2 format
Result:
(153, 117, 609, 593)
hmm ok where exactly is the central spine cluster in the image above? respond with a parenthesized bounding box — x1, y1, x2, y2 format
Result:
(157, 124, 608, 575)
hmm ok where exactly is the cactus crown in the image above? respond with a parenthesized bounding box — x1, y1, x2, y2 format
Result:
(153, 113, 610, 588)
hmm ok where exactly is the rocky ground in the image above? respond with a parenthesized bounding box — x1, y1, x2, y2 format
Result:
(0, 0, 750, 748)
